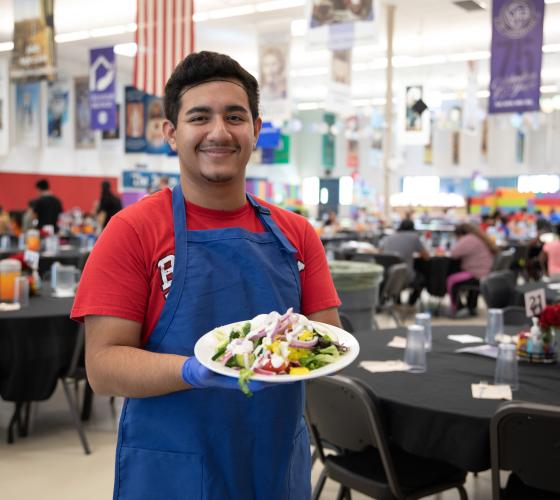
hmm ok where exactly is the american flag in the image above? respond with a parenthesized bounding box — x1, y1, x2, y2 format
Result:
(134, 0, 194, 97)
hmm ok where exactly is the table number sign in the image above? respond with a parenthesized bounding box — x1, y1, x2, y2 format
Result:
(524, 288, 546, 317)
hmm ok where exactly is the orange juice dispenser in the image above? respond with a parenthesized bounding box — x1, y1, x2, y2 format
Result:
(0, 258, 22, 302)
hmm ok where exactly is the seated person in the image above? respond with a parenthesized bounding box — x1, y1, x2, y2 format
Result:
(447, 223, 498, 316)
(540, 224, 560, 278)
(379, 219, 429, 305)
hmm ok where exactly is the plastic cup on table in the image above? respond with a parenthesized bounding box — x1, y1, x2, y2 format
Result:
(14, 276, 29, 307)
(494, 343, 519, 391)
(404, 325, 427, 373)
(0, 258, 22, 302)
(415, 312, 432, 352)
(486, 309, 503, 345)
(0, 235, 10, 250)
(26, 229, 41, 252)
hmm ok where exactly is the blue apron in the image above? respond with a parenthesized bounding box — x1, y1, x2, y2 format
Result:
(113, 185, 311, 500)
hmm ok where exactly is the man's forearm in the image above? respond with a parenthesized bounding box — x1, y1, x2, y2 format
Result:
(87, 346, 190, 398)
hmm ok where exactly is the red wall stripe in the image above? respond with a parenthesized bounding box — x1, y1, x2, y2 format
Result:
(0, 173, 119, 213)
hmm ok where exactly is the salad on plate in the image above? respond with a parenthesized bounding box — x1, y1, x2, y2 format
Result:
(210, 308, 349, 395)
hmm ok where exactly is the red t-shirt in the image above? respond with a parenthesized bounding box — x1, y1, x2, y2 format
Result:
(71, 189, 340, 344)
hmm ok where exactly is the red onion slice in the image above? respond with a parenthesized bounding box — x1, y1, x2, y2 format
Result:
(290, 336, 318, 349)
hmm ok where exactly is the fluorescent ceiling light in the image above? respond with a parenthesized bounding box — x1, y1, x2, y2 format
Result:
(0, 41, 14, 52)
(256, 0, 304, 13)
(209, 5, 255, 19)
(54, 23, 137, 44)
(114, 42, 137, 57)
(55, 30, 90, 43)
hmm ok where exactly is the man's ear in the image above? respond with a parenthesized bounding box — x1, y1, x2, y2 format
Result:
(253, 116, 262, 149)
(162, 120, 177, 151)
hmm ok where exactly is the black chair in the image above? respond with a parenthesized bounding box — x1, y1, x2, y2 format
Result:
(480, 271, 517, 309)
(305, 375, 468, 500)
(372, 253, 404, 276)
(378, 263, 409, 326)
(490, 402, 560, 500)
(502, 306, 532, 327)
(491, 248, 516, 272)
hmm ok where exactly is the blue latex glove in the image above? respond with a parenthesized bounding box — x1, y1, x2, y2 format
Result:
(181, 357, 273, 395)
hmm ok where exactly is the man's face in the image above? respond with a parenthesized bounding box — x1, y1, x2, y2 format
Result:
(164, 80, 261, 186)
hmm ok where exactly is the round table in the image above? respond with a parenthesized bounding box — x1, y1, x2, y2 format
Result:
(342, 325, 560, 472)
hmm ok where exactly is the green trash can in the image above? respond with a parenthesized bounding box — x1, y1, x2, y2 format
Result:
(329, 260, 383, 330)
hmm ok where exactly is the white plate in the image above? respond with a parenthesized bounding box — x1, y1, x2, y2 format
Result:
(194, 319, 360, 382)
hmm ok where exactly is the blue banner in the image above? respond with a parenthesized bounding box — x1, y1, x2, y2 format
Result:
(89, 47, 116, 129)
(489, 0, 545, 114)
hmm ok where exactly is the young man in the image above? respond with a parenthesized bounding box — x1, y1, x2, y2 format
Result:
(71, 51, 341, 500)
(32, 179, 63, 231)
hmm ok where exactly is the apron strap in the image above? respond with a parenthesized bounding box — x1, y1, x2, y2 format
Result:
(144, 185, 188, 350)
(246, 193, 297, 255)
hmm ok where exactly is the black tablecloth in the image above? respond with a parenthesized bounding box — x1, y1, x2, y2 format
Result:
(342, 325, 560, 472)
(0, 291, 77, 402)
(415, 256, 461, 297)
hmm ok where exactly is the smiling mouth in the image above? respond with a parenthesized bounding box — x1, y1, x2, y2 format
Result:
(198, 145, 238, 155)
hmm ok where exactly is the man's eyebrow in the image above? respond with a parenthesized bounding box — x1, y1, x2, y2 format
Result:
(185, 106, 212, 115)
(184, 104, 249, 115)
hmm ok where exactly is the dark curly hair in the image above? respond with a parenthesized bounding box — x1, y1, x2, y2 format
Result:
(164, 51, 259, 127)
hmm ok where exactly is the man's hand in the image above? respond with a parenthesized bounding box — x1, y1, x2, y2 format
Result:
(181, 357, 272, 392)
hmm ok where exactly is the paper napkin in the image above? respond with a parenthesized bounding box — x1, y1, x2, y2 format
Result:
(387, 336, 407, 348)
(448, 334, 484, 344)
(360, 360, 410, 373)
(471, 383, 512, 400)
(0, 303, 21, 311)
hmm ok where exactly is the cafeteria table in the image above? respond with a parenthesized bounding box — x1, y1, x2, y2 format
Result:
(0, 288, 78, 442)
(342, 325, 560, 472)
(0, 246, 86, 277)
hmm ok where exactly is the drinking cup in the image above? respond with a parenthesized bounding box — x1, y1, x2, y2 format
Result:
(415, 312, 432, 352)
(14, 276, 29, 307)
(45, 235, 59, 254)
(0, 235, 10, 250)
(404, 325, 427, 373)
(494, 343, 519, 391)
(0, 259, 22, 302)
(54, 265, 80, 297)
(26, 229, 40, 252)
(486, 309, 503, 345)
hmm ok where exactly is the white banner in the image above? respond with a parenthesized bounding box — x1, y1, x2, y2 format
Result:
(325, 49, 352, 115)
(258, 34, 291, 122)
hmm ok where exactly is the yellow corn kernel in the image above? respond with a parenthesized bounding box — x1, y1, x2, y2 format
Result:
(290, 367, 310, 376)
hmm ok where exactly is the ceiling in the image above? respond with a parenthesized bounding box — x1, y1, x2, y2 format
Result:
(2, 0, 560, 106)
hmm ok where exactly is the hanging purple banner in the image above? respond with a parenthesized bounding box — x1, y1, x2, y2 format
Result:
(89, 47, 116, 130)
(489, 0, 545, 114)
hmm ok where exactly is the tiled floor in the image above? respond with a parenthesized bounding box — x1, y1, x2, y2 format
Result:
(0, 308, 496, 500)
